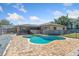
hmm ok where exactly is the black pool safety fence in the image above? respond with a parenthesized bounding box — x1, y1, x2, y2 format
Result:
(42, 29, 79, 35)
(62, 29, 79, 39)
(64, 29, 79, 34)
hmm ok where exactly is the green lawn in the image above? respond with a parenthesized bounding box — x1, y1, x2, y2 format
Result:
(63, 33, 79, 39)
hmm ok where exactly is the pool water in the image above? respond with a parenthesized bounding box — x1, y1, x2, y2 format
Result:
(24, 35, 64, 44)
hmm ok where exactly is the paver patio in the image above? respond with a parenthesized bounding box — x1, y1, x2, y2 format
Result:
(5, 35, 79, 56)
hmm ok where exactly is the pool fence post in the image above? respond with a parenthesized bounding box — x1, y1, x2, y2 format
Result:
(76, 29, 77, 39)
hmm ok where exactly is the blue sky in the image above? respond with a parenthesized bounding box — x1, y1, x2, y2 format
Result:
(0, 3, 79, 25)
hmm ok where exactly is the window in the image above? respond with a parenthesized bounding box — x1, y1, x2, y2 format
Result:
(53, 27, 56, 30)
(63, 28, 65, 30)
(44, 26, 48, 29)
(76, 25, 79, 29)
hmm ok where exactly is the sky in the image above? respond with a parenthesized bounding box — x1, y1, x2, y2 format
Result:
(0, 3, 79, 25)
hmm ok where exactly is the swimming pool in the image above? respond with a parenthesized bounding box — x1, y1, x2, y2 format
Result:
(24, 35, 64, 44)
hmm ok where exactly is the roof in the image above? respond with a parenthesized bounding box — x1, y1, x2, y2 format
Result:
(15, 23, 66, 28)
(15, 24, 40, 27)
(40, 23, 65, 27)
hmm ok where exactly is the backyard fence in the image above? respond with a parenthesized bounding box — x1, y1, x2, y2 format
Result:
(0, 25, 15, 35)
(0, 28, 8, 35)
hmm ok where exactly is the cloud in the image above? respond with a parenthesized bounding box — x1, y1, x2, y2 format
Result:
(13, 4, 27, 13)
(19, 6, 27, 13)
(0, 6, 3, 12)
(63, 3, 73, 6)
(29, 16, 39, 21)
(29, 16, 50, 24)
(6, 13, 27, 25)
(67, 9, 79, 19)
(6, 13, 25, 20)
(53, 10, 65, 19)
(53, 9, 79, 19)
(17, 20, 27, 25)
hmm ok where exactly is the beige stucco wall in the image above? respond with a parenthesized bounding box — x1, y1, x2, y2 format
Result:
(30, 30, 41, 34)
(49, 26, 63, 30)
(41, 25, 67, 34)
(41, 25, 66, 31)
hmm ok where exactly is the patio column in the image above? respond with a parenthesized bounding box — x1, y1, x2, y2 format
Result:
(16, 27, 20, 33)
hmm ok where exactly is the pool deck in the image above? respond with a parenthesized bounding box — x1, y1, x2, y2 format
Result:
(5, 35, 79, 56)
(0, 34, 16, 56)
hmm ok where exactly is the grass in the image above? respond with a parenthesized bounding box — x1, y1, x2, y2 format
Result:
(63, 33, 79, 39)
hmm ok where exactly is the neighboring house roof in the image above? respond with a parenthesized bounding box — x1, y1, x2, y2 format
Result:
(70, 18, 79, 23)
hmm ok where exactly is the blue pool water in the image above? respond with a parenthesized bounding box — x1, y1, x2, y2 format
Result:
(24, 35, 64, 44)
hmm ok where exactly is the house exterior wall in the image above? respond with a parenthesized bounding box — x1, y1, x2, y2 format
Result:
(49, 26, 65, 30)
(41, 25, 66, 34)
(13, 24, 67, 35)
(16, 26, 30, 32)
(41, 25, 66, 30)
(30, 30, 41, 34)
(67, 23, 77, 29)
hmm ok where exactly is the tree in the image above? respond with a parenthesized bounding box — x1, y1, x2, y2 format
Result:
(0, 19, 12, 25)
(54, 15, 72, 28)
